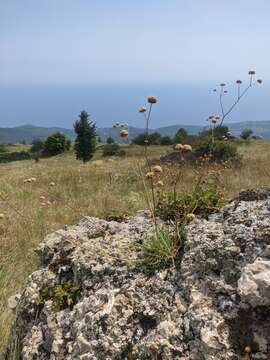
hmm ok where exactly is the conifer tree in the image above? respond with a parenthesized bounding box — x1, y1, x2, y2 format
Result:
(74, 111, 96, 163)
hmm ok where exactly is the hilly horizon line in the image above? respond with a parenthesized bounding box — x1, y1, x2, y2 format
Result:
(3, 119, 270, 131)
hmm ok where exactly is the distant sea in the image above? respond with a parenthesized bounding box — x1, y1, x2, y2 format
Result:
(0, 83, 267, 129)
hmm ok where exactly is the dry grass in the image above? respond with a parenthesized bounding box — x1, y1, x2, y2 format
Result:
(0, 140, 270, 351)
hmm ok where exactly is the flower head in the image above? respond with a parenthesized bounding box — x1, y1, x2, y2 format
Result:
(186, 213, 195, 222)
(139, 107, 147, 113)
(145, 171, 155, 179)
(220, 83, 226, 87)
(175, 143, 184, 151)
(257, 79, 263, 84)
(236, 80, 242, 84)
(147, 96, 157, 104)
(152, 165, 162, 173)
(49, 182, 56, 187)
(120, 129, 129, 138)
(0, 213, 4, 220)
(248, 70, 256, 75)
(182, 144, 192, 153)
(156, 180, 164, 188)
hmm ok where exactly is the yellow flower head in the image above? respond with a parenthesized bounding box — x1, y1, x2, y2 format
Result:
(120, 129, 129, 138)
(175, 143, 184, 151)
(182, 144, 192, 153)
(153, 165, 162, 173)
(147, 96, 157, 104)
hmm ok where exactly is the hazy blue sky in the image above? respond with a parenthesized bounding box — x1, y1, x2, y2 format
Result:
(1, 0, 269, 84)
(0, 1, 268, 128)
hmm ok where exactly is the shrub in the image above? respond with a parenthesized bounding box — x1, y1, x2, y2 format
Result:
(102, 143, 125, 157)
(30, 139, 44, 153)
(199, 125, 230, 140)
(140, 228, 180, 271)
(133, 132, 162, 145)
(240, 128, 253, 140)
(160, 136, 173, 145)
(106, 136, 115, 144)
(156, 186, 226, 221)
(0, 151, 32, 163)
(195, 138, 238, 162)
(43, 132, 71, 157)
(0, 144, 7, 153)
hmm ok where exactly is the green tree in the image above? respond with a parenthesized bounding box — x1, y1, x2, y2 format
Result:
(43, 132, 70, 156)
(106, 136, 115, 144)
(174, 128, 188, 143)
(0, 144, 7, 153)
(240, 128, 253, 140)
(74, 110, 96, 163)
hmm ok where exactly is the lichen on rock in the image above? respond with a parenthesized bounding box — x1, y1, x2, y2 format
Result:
(4, 189, 270, 359)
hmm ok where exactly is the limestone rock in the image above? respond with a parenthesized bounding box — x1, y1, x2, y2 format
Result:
(4, 189, 270, 359)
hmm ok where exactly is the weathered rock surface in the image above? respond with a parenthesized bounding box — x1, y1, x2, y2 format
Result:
(4, 190, 270, 359)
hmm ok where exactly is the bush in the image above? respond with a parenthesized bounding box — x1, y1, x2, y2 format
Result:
(195, 138, 239, 162)
(240, 128, 253, 140)
(30, 139, 44, 153)
(0, 151, 32, 163)
(160, 136, 173, 145)
(156, 186, 226, 221)
(43, 132, 71, 157)
(106, 136, 115, 144)
(0, 144, 7, 153)
(174, 128, 188, 143)
(132, 132, 162, 145)
(102, 143, 125, 157)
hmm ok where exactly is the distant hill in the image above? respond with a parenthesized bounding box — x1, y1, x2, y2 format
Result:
(1, 121, 270, 144)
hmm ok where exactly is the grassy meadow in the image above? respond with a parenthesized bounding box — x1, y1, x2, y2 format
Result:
(0, 140, 270, 351)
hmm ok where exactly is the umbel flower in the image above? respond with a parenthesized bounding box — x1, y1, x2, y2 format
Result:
(147, 96, 157, 104)
(120, 129, 129, 138)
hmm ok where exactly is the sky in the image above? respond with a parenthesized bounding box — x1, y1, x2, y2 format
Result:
(0, 0, 269, 127)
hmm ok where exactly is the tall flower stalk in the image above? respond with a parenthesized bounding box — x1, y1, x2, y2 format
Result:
(212, 70, 263, 126)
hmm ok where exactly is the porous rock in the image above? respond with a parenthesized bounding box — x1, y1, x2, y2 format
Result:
(4, 190, 270, 359)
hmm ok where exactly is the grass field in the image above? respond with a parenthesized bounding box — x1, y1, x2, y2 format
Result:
(0, 141, 270, 352)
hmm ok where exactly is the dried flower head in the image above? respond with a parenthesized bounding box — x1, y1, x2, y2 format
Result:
(208, 115, 215, 121)
(244, 346, 252, 354)
(248, 70, 256, 75)
(145, 171, 155, 179)
(213, 89, 217, 92)
(182, 144, 192, 153)
(156, 180, 164, 187)
(175, 143, 184, 151)
(49, 182, 56, 187)
(113, 124, 117, 128)
(120, 129, 129, 138)
(153, 165, 163, 173)
(186, 213, 195, 222)
(220, 83, 226, 87)
(215, 115, 220, 120)
(139, 106, 147, 113)
(224, 90, 228, 93)
(147, 96, 157, 104)
(257, 79, 263, 84)
(236, 80, 242, 84)
(0, 213, 4, 220)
